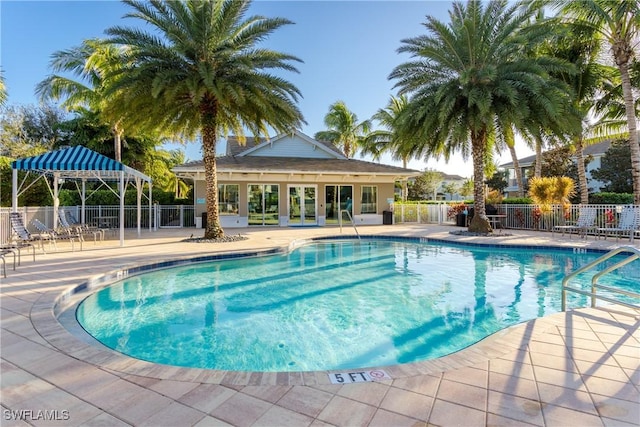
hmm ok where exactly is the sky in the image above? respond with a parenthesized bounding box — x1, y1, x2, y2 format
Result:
(1, 0, 533, 177)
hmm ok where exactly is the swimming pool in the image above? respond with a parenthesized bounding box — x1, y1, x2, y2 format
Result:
(76, 238, 639, 372)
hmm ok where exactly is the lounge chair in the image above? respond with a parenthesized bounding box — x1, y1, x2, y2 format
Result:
(9, 212, 45, 255)
(58, 209, 104, 244)
(31, 218, 83, 251)
(0, 248, 18, 278)
(553, 206, 597, 239)
(597, 206, 640, 242)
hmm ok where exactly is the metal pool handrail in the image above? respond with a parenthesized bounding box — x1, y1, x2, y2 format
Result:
(561, 246, 640, 311)
(339, 209, 360, 240)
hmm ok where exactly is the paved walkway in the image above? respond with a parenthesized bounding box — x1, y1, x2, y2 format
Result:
(1, 225, 638, 426)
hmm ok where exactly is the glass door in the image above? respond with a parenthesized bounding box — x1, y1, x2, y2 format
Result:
(288, 185, 316, 225)
(325, 185, 353, 224)
(248, 184, 279, 226)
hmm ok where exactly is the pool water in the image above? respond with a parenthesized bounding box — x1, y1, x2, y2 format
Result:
(76, 239, 639, 372)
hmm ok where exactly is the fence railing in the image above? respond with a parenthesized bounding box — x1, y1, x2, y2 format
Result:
(0, 205, 195, 245)
(2, 203, 637, 245)
(393, 203, 638, 232)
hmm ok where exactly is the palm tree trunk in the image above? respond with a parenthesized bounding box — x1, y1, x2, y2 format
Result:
(534, 137, 543, 178)
(508, 144, 524, 198)
(575, 136, 589, 205)
(402, 156, 408, 201)
(112, 123, 123, 162)
(469, 131, 491, 233)
(618, 61, 640, 204)
(201, 100, 224, 239)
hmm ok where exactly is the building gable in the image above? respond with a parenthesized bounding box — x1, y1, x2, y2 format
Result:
(238, 130, 345, 159)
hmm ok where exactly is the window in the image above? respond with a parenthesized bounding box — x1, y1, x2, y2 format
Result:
(218, 184, 239, 215)
(360, 186, 377, 214)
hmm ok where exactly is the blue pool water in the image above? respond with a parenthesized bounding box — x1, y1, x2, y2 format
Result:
(76, 239, 639, 372)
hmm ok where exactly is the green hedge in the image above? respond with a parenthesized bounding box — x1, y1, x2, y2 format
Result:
(58, 188, 192, 206)
(589, 192, 634, 204)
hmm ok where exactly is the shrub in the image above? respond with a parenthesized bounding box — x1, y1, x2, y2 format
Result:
(589, 192, 634, 204)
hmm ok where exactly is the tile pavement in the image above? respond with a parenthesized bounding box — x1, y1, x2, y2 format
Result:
(1, 225, 638, 426)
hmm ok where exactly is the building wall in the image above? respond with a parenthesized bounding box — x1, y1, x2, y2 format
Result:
(194, 178, 396, 227)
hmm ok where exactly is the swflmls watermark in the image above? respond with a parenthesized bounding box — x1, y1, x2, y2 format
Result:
(3, 409, 70, 421)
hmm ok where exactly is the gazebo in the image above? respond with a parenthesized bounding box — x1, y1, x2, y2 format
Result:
(11, 145, 153, 247)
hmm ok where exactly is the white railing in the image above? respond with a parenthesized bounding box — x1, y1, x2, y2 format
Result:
(0, 205, 195, 245)
(562, 246, 640, 311)
(393, 203, 639, 233)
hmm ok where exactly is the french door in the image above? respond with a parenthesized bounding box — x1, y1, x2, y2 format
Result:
(288, 185, 317, 225)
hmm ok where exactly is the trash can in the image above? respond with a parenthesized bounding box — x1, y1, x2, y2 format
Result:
(201, 212, 207, 229)
(383, 210, 393, 225)
(195, 217, 202, 229)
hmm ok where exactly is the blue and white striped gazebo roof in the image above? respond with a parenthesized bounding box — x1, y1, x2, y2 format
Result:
(11, 145, 151, 182)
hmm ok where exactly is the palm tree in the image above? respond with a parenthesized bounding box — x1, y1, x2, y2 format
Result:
(104, 0, 304, 239)
(390, 0, 574, 232)
(558, 0, 640, 203)
(361, 95, 420, 200)
(36, 39, 127, 161)
(551, 24, 617, 205)
(314, 101, 371, 158)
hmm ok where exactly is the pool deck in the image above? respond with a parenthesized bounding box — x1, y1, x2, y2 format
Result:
(1, 224, 638, 426)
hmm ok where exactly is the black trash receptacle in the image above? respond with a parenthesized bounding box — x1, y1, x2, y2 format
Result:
(456, 212, 467, 227)
(201, 212, 207, 229)
(383, 210, 393, 225)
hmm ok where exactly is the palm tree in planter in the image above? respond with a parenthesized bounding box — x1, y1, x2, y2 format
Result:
(104, 0, 304, 239)
(390, 0, 575, 233)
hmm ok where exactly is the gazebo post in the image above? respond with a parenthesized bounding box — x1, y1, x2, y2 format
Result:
(136, 177, 142, 237)
(53, 174, 60, 230)
(81, 179, 86, 224)
(11, 169, 18, 213)
(119, 171, 125, 247)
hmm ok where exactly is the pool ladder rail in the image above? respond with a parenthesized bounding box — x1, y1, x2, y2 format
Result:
(339, 209, 361, 240)
(561, 246, 640, 312)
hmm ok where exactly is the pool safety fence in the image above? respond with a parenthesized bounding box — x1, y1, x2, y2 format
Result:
(1, 204, 638, 245)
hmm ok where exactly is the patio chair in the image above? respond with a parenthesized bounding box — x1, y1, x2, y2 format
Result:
(597, 206, 640, 242)
(9, 212, 45, 255)
(553, 206, 597, 239)
(0, 248, 18, 278)
(58, 209, 104, 244)
(31, 218, 83, 252)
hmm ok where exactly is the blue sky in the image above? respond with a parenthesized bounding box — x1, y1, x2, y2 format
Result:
(1, 0, 531, 176)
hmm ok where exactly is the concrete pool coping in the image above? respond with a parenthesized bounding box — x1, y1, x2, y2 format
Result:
(2, 224, 639, 426)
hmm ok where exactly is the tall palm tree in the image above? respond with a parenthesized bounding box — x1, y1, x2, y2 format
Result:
(104, 0, 304, 239)
(36, 39, 127, 161)
(558, 0, 640, 203)
(390, 0, 574, 232)
(314, 101, 371, 158)
(549, 23, 617, 204)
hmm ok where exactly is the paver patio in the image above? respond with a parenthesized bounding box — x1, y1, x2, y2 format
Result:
(1, 224, 638, 426)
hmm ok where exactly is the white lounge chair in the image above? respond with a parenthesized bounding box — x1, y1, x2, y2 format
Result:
(58, 209, 104, 244)
(31, 218, 83, 251)
(597, 206, 640, 242)
(553, 206, 597, 239)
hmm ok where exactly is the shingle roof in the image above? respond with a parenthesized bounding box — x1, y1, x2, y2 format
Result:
(178, 156, 418, 175)
(500, 140, 612, 168)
